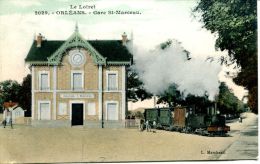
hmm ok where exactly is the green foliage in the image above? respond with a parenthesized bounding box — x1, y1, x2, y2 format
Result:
(157, 84, 184, 107)
(126, 110, 133, 118)
(157, 86, 214, 114)
(134, 111, 144, 119)
(126, 110, 144, 119)
(127, 67, 153, 102)
(0, 80, 21, 102)
(0, 80, 21, 112)
(194, 0, 257, 113)
(160, 39, 191, 59)
(185, 94, 213, 113)
(160, 39, 173, 50)
(217, 82, 244, 114)
(18, 74, 32, 117)
(157, 82, 244, 115)
(0, 75, 31, 115)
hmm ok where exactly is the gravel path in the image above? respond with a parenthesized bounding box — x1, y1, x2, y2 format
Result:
(0, 112, 257, 163)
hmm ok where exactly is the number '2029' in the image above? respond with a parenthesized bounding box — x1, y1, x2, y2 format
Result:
(35, 11, 49, 15)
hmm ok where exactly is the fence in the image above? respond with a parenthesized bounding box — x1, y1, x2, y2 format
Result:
(125, 119, 140, 128)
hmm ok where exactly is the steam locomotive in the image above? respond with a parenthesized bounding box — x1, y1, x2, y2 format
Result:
(143, 106, 230, 136)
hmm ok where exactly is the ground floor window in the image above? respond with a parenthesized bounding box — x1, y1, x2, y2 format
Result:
(38, 101, 51, 120)
(87, 102, 96, 115)
(106, 102, 118, 120)
(58, 103, 67, 115)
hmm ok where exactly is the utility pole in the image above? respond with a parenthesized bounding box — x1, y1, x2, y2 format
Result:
(102, 108, 104, 128)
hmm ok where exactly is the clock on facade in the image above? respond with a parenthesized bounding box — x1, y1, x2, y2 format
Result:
(69, 51, 86, 67)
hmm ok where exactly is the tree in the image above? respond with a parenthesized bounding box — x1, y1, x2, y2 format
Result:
(217, 82, 244, 114)
(0, 75, 31, 115)
(0, 80, 21, 112)
(19, 74, 31, 117)
(185, 94, 213, 114)
(157, 84, 184, 107)
(134, 111, 144, 119)
(127, 67, 153, 102)
(193, 0, 257, 113)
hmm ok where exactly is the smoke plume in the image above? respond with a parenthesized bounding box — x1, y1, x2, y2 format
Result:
(129, 40, 221, 101)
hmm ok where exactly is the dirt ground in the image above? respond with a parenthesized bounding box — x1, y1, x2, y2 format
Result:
(0, 112, 257, 163)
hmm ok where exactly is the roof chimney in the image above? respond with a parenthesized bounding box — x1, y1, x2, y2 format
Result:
(36, 33, 43, 47)
(122, 32, 127, 46)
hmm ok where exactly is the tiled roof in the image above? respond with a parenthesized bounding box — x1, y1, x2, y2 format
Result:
(25, 40, 132, 63)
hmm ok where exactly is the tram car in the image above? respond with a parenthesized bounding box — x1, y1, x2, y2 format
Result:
(143, 106, 230, 136)
(143, 108, 173, 128)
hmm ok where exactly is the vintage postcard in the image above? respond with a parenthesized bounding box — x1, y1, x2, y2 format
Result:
(0, 0, 258, 163)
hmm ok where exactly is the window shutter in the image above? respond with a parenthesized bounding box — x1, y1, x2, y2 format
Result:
(40, 103, 50, 120)
(107, 103, 117, 120)
(73, 73, 82, 90)
(87, 103, 96, 115)
(108, 73, 117, 90)
(40, 73, 48, 90)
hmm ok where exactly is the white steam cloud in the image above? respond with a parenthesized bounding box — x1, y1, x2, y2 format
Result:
(130, 40, 221, 101)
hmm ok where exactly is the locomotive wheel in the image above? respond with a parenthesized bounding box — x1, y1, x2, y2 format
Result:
(178, 127, 183, 132)
(169, 126, 175, 131)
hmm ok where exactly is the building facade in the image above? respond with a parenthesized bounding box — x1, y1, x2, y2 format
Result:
(3, 102, 25, 124)
(25, 27, 132, 127)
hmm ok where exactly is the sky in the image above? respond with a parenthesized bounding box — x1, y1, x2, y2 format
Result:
(0, 0, 247, 102)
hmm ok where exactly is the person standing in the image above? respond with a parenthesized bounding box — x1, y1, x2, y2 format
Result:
(239, 115, 243, 123)
(146, 120, 151, 132)
(3, 108, 12, 128)
(139, 119, 144, 131)
(3, 108, 7, 128)
(153, 120, 157, 133)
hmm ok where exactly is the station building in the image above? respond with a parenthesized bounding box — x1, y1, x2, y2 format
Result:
(25, 25, 132, 127)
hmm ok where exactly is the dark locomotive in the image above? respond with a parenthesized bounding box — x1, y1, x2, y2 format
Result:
(143, 106, 230, 136)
